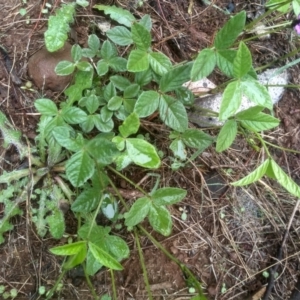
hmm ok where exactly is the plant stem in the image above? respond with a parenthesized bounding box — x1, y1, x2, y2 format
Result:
(110, 269, 117, 300)
(134, 228, 153, 300)
(45, 269, 66, 300)
(83, 264, 99, 300)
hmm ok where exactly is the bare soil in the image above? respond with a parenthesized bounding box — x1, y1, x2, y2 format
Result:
(1, 0, 300, 300)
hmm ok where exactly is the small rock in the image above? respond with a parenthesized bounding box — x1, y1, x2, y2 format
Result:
(28, 42, 73, 92)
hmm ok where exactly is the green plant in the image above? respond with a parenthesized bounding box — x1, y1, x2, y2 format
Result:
(1, 2, 300, 300)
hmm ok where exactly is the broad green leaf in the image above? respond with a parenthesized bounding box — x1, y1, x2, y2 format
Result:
(79, 94, 100, 114)
(126, 138, 161, 168)
(240, 80, 273, 109)
(71, 44, 82, 62)
(124, 84, 140, 98)
(127, 49, 149, 72)
(175, 87, 195, 106)
(152, 188, 187, 206)
(124, 197, 151, 227)
(216, 49, 236, 78)
(64, 246, 87, 270)
(191, 48, 216, 80)
(115, 151, 132, 170)
(50, 241, 87, 255)
(104, 82, 116, 101)
(110, 75, 131, 91)
(106, 26, 133, 46)
(106, 235, 130, 260)
(216, 119, 237, 152)
(232, 159, 270, 186)
(139, 14, 152, 31)
(112, 136, 125, 151)
(96, 60, 109, 76)
(219, 81, 242, 120)
(235, 106, 264, 118)
(52, 126, 82, 152)
(93, 5, 136, 27)
(87, 137, 119, 165)
(134, 69, 152, 86)
(65, 69, 94, 104)
(170, 139, 186, 160)
(149, 52, 172, 76)
(55, 60, 75, 76)
(233, 42, 252, 78)
(240, 113, 280, 131)
(266, 0, 290, 12)
(148, 205, 172, 236)
(61, 106, 87, 124)
(108, 96, 123, 111)
(101, 40, 117, 60)
(34, 99, 58, 115)
(71, 187, 101, 212)
(101, 105, 113, 123)
(108, 57, 127, 72)
(182, 129, 214, 149)
(66, 150, 95, 187)
(89, 242, 123, 270)
(88, 34, 100, 52)
(131, 22, 151, 51)
(47, 210, 65, 239)
(86, 249, 102, 275)
(159, 95, 188, 132)
(80, 115, 96, 132)
(119, 112, 140, 137)
(214, 11, 246, 49)
(76, 61, 93, 72)
(134, 91, 159, 118)
(268, 160, 300, 197)
(94, 115, 114, 132)
(159, 63, 192, 93)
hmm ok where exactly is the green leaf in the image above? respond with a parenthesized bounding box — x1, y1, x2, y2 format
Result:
(106, 235, 130, 260)
(219, 81, 242, 120)
(148, 205, 172, 236)
(126, 138, 161, 168)
(233, 42, 252, 78)
(97, 60, 109, 76)
(191, 48, 216, 80)
(239, 113, 280, 131)
(89, 242, 123, 270)
(119, 112, 140, 138)
(47, 210, 65, 239)
(131, 22, 151, 51)
(88, 34, 100, 52)
(71, 44, 82, 62)
(139, 14, 152, 31)
(61, 106, 87, 124)
(127, 49, 149, 72)
(94, 115, 114, 132)
(66, 151, 95, 187)
(240, 80, 273, 109)
(182, 129, 214, 150)
(106, 26, 133, 46)
(235, 105, 264, 118)
(124, 197, 151, 227)
(50, 241, 87, 255)
(108, 57, 127, 72)
(216, 49, 236, 78)
(216, 120, 237, 152)
(34, 99, 58, 115)
(52, 126, 83, 152)
(152, 188, 187, 206)
(101, 40, 117, 60)
(101, 106, 113, 122)
(149, 52, 172, 76)
(93, 5, 136, 27)
(55, 60, 75, 76)
(214, 11, 246, 49)
(159, 63, 192, 93)
(76, 61, 93, 72)
(134, 69, 152, 86)
(170, 139, 186, 160)
(124, 84, 140, 98)
(107, 96, 123, 111)
(110, 75, 131, 91)
(134, 91, 160, 117)
(87, 137, 119, 165)
(71, 187, 101, 213)
(63, 246, 87, 270)
(232, 159, 270, 186)
(159, 95, 188, 132)
(268, 160, 300, 198)
(86, 249, 102, 275)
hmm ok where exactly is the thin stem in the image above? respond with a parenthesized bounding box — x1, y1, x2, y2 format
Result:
(110, 269, 117, 300)
(263, 140, 300, 154)
(45, 269, 66, 300)
(134, 228, 153, 300)
(83, 264, 99, 300)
